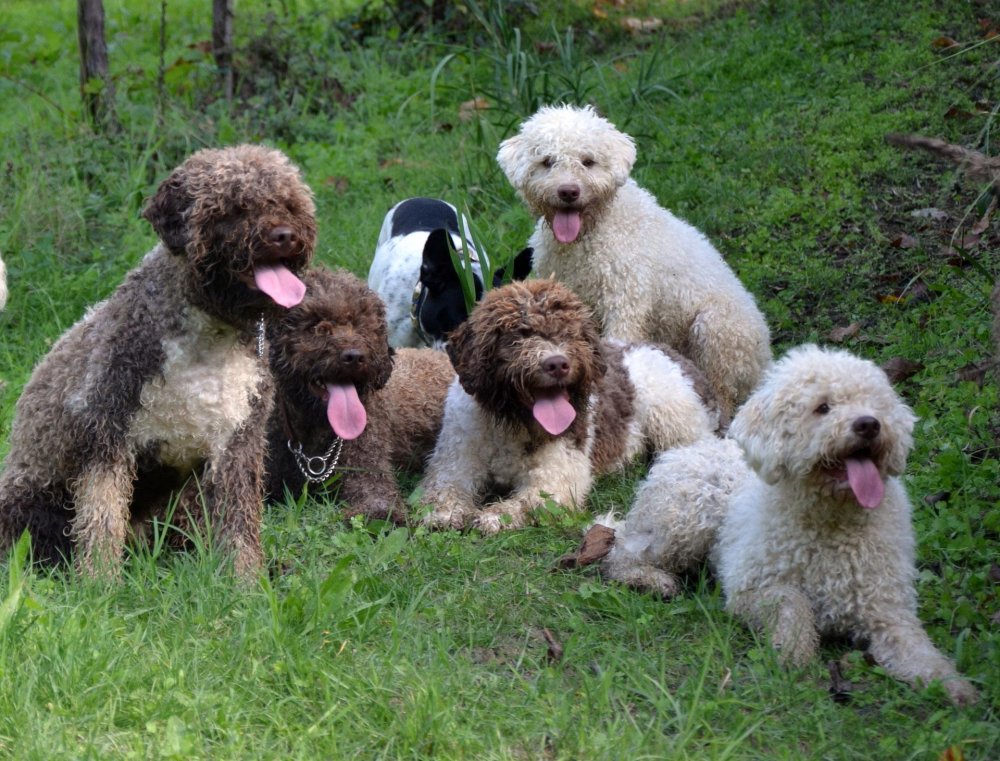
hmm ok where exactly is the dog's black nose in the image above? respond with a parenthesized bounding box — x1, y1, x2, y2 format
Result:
(341, 348, 365, 366)
(269, 225, 296, 251)
(852, 416, 881, 440)
(543, 354, 570, 379)
(557, 184, 580, 203)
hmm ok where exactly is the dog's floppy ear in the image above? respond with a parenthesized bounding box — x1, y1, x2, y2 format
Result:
(143, 170, 194, 253)
(605, 129, 637, 187)
(420, 229, 459, 294)
(492, 247, 534, 287)
(496, 134, 528, 188)
(883, 392, 917, 477)
(728, 385, 787, 484)
(445, 307, 497, 400)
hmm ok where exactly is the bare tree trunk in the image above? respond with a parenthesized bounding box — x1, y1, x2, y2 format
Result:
(77, 0, 119, 132)
(213, 0, 234, 102)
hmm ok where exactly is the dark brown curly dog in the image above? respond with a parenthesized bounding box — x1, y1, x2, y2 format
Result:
(0, 144, 315, 578)
(420, 279, 720, 533)
(266, 268, 454, 523)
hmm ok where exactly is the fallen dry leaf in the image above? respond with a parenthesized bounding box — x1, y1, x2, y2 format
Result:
(890, 232, 919, 248)
(542, 628, 564, 664)
(879, 293, 906, 305)
(956, 362, 990, 386)
(969, 194, 998, 235)
(938, 745, 966, 761)
(931, 35, 961, 49)
(323, 176, 350, 193)
(882, 357, 924, 383)
(944, 105, 974, 120)
(827, 659, 854, 704)
(458, 97, 490, 122)
(621, 16, 664, 35)
(554, 524, 615, 569)
(828, 322, 861, 343)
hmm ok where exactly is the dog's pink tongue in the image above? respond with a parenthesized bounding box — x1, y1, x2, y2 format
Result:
(325, 383, 367, 440)
(552, 210, 582, 243)
(532, 390, 576, 435)
(253, 263, 306, 308)
(846, 456, 884, 509)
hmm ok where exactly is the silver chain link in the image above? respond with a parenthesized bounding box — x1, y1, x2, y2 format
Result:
(287, 436, 343, 484)
(256, 314, 266, 359)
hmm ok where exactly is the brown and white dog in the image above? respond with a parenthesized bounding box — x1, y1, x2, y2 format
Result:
(0, 144, 315, 578)
(265, 267, 455, 523)
(419, 279, 721, 534)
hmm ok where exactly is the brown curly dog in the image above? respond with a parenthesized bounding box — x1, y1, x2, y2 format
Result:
(266, 267, 454, 523)
(420, 279, 720, 534)
(0, 144, 315, 579)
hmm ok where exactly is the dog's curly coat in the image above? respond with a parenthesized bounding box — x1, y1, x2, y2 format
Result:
(599, 345, 978, 705)
(497, 104, 772, 418)
(0, 144, 315, 578)
(420, 279, 720, 534)
(265, 267, 454, 523)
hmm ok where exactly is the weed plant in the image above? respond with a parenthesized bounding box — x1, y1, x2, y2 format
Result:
(0, 0, 998, 758)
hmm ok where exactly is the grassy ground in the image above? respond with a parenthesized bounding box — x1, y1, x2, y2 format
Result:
(1, 0, 998, 758)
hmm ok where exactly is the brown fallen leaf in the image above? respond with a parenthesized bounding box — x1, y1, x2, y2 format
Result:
(554, 524, 615, 569)
(956, 362, 990, 386)
(828, 322, 861, 343)
(931, 35, 961, 49)
(541, 628, 563, 664)
(827, 659, 854, 704)
(881, 357, 924, 383)
(923, 491, 951, 506)
(969, 193, 998, 235)
(938, 745, 966, 761)
(621, 16, 664, 35)
(944, 106, 974, 120)
(890, 232, 919, 248)
(458, 97, 490, 122)
(323, 176, 350, 193)
(907, 280, 932, 303)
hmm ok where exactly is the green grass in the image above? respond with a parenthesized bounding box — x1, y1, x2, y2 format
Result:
(1, 0, 999, 757)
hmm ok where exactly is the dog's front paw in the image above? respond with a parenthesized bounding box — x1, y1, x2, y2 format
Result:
(943, 677, 979, 707)
(422, 502, 472, 531)
(474, 504, 528, 535)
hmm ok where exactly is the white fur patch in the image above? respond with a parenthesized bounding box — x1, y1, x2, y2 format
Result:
(130, 308, 265, 468)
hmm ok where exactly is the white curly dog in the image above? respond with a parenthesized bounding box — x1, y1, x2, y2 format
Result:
(497, 104, 772, 418)
(598, 345, 978, 705)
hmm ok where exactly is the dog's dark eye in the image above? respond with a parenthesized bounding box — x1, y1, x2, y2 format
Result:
(581, 157, 595, 168)
(313, 321, 335, 336)
(814, 402, 830, 415)
(540, 157, 554, 169)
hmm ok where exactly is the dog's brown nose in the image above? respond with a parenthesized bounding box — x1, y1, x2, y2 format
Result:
(557, 184, 580, 203)
(543, 354, 570, 379)
(852, 416, 881, 440)
(268, 225, 297, 254)
(341, 348, 366, 366)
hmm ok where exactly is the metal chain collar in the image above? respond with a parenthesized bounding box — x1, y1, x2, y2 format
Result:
(256, 314, 266, 359)
(287, 436, 343, 484)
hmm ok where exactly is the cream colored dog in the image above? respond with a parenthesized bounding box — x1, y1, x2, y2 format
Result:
(497, 104, 772, 418)
(599, 345, 978, 705)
